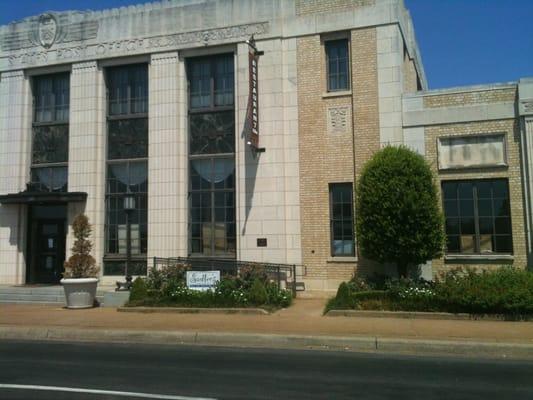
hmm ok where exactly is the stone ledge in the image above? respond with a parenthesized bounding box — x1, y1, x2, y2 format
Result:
(326, 256, 358, 263)
(444, 254, 514, 262)
(403, 102, 515, 127)
(322, 90, 352, 98)
(326, 309, 512, 321)
(117, 306, 270, 315)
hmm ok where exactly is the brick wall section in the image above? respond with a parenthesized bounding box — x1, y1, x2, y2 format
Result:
(424, 88, 517, 108)
(425, 118, 527, 274)
(297, 28, 380, 289)
(295, 0, 374, 15)
(351, 28, 382, 278)
(403, 50, 418, 93)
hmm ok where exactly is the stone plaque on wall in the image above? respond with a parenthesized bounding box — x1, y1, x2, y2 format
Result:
(438, 134, 506, 170)
(327, 106, 350, 135)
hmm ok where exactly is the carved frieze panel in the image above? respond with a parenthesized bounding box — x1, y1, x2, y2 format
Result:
(438, 134, 507, 170)
(520, 100, 533, 115)
(1, 12, 99, 51)
(3, 21, 269, 69)
(327, 106, 350, 135)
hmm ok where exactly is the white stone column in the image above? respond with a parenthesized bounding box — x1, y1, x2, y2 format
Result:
(377, 24, 404, 146)
(147, 52, 187, 265)
(67, 61, 106, 274)
(235, 38, 302, 265)
(521, 117, 533, 267)
(280, 38, 302, 265)
(518, 79, 533, 268)
(0, 70, 32, 284)
(402, 95, 426, 155)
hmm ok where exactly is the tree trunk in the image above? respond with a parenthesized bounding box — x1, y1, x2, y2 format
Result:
(397, 262, 408, 279)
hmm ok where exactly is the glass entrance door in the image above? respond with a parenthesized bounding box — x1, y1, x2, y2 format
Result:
(27, 205, 67, 284)
(35, 221, 65, 283)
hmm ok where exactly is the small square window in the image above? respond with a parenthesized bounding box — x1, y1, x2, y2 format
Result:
(326, 39, 349, 92)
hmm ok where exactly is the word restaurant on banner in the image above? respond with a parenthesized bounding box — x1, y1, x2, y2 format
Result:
(247, 36, 260, 148)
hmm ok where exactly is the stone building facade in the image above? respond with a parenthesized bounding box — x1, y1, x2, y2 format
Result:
(0, 0, 531, 293)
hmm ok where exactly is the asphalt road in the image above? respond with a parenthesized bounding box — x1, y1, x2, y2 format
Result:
(0, 340, 532, 400)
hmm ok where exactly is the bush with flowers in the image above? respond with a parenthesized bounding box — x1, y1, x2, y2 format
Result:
(128, 264, 292, 310)
(326, 268, 533, 319)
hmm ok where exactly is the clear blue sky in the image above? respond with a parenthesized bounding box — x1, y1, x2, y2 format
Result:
(1, 0, 531, 89)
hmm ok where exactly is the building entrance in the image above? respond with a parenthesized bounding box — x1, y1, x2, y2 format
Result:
(27, 205, 67, 284)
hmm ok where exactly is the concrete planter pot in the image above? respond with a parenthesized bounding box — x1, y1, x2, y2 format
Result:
(60, 278, 99, 309)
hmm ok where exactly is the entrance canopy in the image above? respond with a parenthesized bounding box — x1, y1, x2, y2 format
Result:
(0, 190, 87, 205)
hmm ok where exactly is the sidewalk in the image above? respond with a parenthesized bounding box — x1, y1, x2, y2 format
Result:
(1, 299, 533, 359)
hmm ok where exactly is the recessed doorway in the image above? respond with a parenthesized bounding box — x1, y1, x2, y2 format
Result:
(27, 205, 67, 284)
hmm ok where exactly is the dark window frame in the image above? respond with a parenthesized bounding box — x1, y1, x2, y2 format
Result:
(103, 64, 149, 275)
(33, 72, 70, 123)
(189, 155, 236, 257)
(105, 64, 149, 161)
(187, 53, 236, 258)
(189, 111, 235, 155)
(442, 179, 513, 255)
(105, 64, 149, 117)
(31, 73, 70, 193)
(104, 160, 148, 263)
(329, 183, 355, 257)
(187, 53, 235, 114)
(325, 38, 350, 92)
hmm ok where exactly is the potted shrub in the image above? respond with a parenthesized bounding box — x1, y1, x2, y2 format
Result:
(60, 214, 100, 309)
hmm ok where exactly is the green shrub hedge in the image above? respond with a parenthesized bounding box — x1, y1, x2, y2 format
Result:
(129, 277, 148, 302)
(327, 268, 533, 318)
(434, 268, 533, 316)
(128, 264, 292, 310)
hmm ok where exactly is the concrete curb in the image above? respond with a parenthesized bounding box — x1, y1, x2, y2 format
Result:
(0, 326, 532, 360)
(117, 306, 270, 315)
(326, 309, 512, 321)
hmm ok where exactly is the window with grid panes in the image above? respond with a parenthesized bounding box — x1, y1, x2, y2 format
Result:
(31, 73, 70, 192)
(187, 54, 236, 257)
(104, 64, 148, 275)
(442, 179, 513, 254)
(326, 39, 349, 92)
(330, 183, 355, 256)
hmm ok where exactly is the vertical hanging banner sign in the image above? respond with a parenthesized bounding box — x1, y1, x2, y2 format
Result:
(247, 36, 260, 148)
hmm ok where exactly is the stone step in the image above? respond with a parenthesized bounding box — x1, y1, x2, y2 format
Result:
(0, 300, 63, 306)
(0, 293, 65, 302)
(0, 286, 111, 295)
(1, 289, 64, 296)
(0, 285, 119, 306)
(0, 293, 105, 305)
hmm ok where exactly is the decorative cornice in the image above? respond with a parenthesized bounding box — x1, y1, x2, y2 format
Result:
(5, 22, 269, 69)
(523, 101, 533, 112)
(1, 12, 98, 52)
(72, 60, 98, 72)
(0, 70, 24, 79)
(151, 51, 179, 65)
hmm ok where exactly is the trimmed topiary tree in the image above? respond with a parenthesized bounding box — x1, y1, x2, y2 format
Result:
(63, 214, 99, 278)
(356, 146, 444, 277)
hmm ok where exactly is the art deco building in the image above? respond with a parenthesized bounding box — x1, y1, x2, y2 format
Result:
(0, 0, 532, 293)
